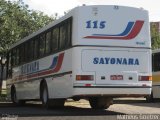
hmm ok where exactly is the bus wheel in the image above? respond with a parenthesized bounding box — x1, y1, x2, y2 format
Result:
(41, 83, 65, 108)
(89, 97, 113, 109)
(11, 86, 25, 106)
(41, 83, 50, 108)
(146, 92, 154, 102)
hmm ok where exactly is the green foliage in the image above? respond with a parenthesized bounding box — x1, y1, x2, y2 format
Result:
(151, 23, 160, 50)
(0, 0, 55, 53)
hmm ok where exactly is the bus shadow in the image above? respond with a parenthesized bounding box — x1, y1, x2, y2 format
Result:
(0, 102, 125, 117)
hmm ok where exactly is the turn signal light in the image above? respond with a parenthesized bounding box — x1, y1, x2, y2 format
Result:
(76, 75, 94, 81)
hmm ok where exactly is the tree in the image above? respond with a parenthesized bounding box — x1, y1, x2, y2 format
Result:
(0, 0, 55, 53)
(151, 23, 160, 50)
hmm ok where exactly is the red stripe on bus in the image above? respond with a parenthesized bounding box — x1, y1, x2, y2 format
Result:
(38, 53, 64, 76)
(13, 53, 65, 81)
(84, 20, 144, 40)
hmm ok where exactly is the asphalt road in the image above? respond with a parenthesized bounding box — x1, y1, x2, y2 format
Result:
(0, 98, 160, 120)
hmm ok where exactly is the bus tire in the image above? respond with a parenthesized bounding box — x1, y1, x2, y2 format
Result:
(41, 82, 50, 108)
(146, 92, 154, 102)
(11, 86, 26, 106)
(41, 82, 65, 108)
(89, 97, 112, 109)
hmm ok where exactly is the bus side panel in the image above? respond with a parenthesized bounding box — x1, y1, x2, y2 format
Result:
(46, 49, 73, 99)
(15, 80, 40, 100)
(47, 74, 73, 99)
(11, 49, 72, 100)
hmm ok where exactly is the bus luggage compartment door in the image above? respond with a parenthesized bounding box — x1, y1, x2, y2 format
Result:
(81, 49, 150, 85)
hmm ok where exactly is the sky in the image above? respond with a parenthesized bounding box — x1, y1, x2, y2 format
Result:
(10, 0, 160, 21)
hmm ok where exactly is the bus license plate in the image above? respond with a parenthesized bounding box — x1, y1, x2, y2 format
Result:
(110, 75, 123, 80)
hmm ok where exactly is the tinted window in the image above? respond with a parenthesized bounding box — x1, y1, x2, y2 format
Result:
(16, 48, 19, 65)
(59, 23, 67, 49)
(33, 37, 39, 59)
(153, 53, 160, 72)
(52, 28, 59, 52)
(46, 31, 51, 54)
(28, 40, 34, 61)
(24, 43, 28, 62)
(19, 44, 25, 64)
(39, 34, 46, 57)
(59, 18, 72, 50)
(66, 19, 72, 47)
(10, 17, 72, 66)
(12, 49, 16, 66)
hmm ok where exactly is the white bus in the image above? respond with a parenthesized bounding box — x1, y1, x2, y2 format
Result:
(6, 5, 152, 109)
(146, 49, 160, 102)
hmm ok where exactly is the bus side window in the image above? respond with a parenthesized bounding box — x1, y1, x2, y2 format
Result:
(59, 18, 72, 50)
(24, 42, 28, 62)
(39, 34, 46, 58)
(52, 27, 59, 52)
(12, 49, 16, 66)
(59, 23, 67, 50)
(66, 19, 72, 47)
(152, 54, 154, 72)
(33, 37, 39, 59)
(154, 53, 160, 72)
(46, 31, 51, 54)
(19, 44, 25, 64)
(157, 53, 160, 71)
(28, 40, 34, 61)
(16, 48, 20, 65)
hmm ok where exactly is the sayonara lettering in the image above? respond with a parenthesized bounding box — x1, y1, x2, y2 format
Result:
(93, 57, 139, 65)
